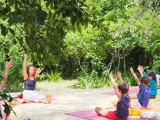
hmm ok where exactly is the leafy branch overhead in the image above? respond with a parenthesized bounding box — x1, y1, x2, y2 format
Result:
(0, 0, 108, 65)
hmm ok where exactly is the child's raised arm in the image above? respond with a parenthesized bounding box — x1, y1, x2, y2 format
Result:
(23, 54, 28, 80)
(117, 72, 124, 83)
(137, 65, 145, 77)
(0, 60, 14, 91)
(110, 72, 121, 99)
(130, 67, 140, 85)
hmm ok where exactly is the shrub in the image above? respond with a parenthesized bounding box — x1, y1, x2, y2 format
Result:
(47, 71, 61, 82)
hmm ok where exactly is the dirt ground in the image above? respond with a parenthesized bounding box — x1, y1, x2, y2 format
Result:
(7, 81, 160, 120)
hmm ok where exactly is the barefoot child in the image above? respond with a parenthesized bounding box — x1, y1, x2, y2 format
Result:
(95, 72, 130, 120)
(130, 67, 150, 109)
(138, 65, 157, 99)
(23, 54, 51, 104)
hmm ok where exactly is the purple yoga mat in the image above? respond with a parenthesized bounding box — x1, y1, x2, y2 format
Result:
(102, 88, 139, 95)
(65, 110, 148, 120)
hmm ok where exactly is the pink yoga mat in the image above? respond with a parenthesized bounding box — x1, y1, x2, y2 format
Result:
(65, 110, 148, 120)
(102, 88, 139, 95)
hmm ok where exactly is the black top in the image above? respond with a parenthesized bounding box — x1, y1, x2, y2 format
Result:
(116, 94, 130, 119)
(24, 77, 36, 90)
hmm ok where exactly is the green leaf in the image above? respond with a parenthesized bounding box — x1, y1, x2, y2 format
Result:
(19, 37, 23, 46)
(46, 1, 50, 7)
(44, 45, 50, 52)
(1, 24, 7, 36)
(103, 27, 109, 33)
(8, 94, 13, 102)
(0, 111, 2, 119)
(55, 22, 60, 27)
(13, 39, 17, 44)
(3, 101, 10, 117)
(50, 16, 54, 27)
(77, 21, 82, 33)
(99, 18, 105, 23)
(8, 101, 17, 117)
(9, 28, 15, 35)
(72, 11, 76, 16)
(37, 52, 41, 59)
(0, 92, 9, 100)
(59, 1, 65, 8)
(92, 23, 96, 28)
(4, 47, 9, 54)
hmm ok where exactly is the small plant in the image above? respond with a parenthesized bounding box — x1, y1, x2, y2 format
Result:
(77, 69, 139, 89)
(36, 73, 48, 81)
(122, 72, 138, 86)
(47, 71, 61, 82)
(78, 69, 110, 89)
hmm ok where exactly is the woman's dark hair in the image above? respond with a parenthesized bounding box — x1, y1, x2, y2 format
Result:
(147, 71, 157, 82)
(118, 82, 129, 94)
(140, 76, 149, 85)
(27, 65, 35, 76)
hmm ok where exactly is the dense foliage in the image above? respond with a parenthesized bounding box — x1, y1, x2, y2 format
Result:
(0, 0, 160, 89)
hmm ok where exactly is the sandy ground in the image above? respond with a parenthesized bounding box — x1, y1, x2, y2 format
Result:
(36, 80, 79, 91)
(7, 81, 160, 120)
(8, 88, 119, 120)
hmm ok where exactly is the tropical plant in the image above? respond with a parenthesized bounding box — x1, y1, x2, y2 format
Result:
(0, 92, 16, 119)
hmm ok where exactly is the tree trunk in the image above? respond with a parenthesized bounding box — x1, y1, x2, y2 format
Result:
(79, 59, 88, 76)
(123, 50, 126, 75)
(117, 50, 121, 71)
(108, 52, 115, 72)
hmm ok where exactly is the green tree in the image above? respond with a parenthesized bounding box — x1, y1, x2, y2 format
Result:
(0, 0, 108, 66)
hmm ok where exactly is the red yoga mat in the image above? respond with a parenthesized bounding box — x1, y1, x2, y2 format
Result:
(102, 88, 139, 95)
(17, 99, 34, 104)
(65, 110, 148, 120)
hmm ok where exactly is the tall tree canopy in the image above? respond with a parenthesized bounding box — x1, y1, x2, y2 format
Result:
(0, 0, 160, 89)
(0, 0, 108, 65)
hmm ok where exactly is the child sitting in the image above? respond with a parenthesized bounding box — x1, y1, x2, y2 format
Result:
(130, 67, 150, 109)
(95, 72, 130, 120)
(138, 65, 157, 99)
(136, 76, 150, 108)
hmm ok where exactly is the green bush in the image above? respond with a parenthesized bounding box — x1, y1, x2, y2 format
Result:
(122, 71, 139, 86)
(0, 44, 24, 92)
(47, 71, 61, 82)
(77, 69, 139, 89)
(36, 73, 48, 81)
(77, 69, 111, 89)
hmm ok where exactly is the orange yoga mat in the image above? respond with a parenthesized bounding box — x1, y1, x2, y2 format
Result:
(139, 106, 160, 112)
(130, 96, 138, 99)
